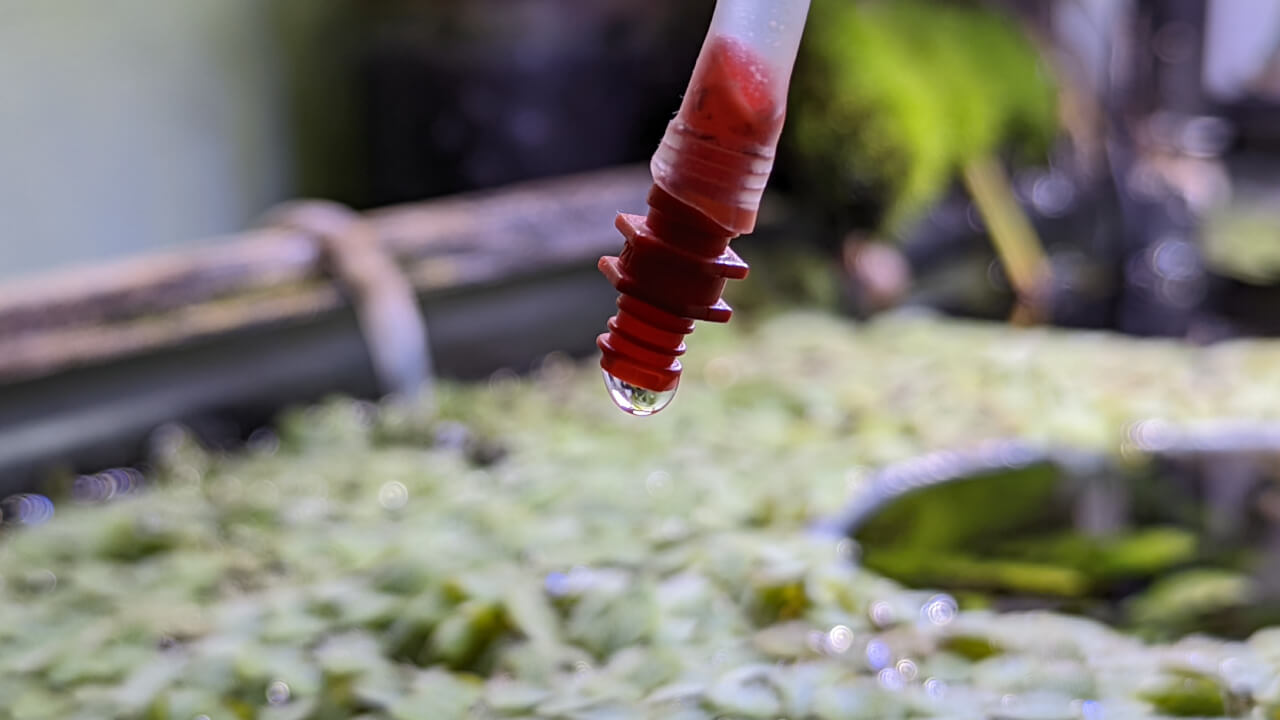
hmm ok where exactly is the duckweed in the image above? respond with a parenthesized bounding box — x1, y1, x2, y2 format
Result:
(4, 311, 1280, 719)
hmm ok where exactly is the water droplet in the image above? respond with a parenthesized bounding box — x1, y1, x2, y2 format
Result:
(488, 367, 520, 391)
(922, 594, 957, 626)
(865, 639, 891, 670)
(835, 539, 857, 561)
(116, 468, 144, 495)
(646, 470, 672, 498)
(896, 658, 918, 681)
(924, 677, 947, 699)
(602, 371, 676, 417)
(869, 601, 895, 628)
(878, 667, 906, 692)
(1219, 656, 1243, 679)
(4, 494, 54, 525)
(433, 421, 472, 451)
(378, 481, 409, 510)
(266, 680, 291, 705)
(544, 572, 570, 597)
(247, 428, 280, 455)
(1080, 699, 1103, 720)
(806, 631, 827, 654)
(73, 474, 113, 504)
(1031, 174, 1075, 217)
(827, 625, 854, 654)
(28, 569, 57, 593)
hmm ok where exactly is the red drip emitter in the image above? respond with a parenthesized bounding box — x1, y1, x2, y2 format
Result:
(594, 4, 809, 415)
(596, 185, 750, 407)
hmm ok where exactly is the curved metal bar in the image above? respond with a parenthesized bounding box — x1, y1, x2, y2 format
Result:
(264, 200, 432, 403)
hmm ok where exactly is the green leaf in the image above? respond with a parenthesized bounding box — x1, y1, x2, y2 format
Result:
(482, 678, 551, 714)
(387, 669, 481, 720)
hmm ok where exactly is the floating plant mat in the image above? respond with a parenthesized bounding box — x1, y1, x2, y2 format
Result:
(6, 312, 1280, 719)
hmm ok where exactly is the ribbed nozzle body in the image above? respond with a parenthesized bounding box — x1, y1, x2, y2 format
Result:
(596, 0, 810, 413)
(597, 186, 747, 394)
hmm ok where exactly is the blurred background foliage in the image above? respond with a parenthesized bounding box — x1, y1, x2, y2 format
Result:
(788, 0, 1059, 233)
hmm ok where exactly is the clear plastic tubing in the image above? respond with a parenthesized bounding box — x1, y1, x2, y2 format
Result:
(596, 0, 810, 416)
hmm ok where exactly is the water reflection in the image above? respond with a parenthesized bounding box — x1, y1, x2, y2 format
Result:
(378, 481, 409, 511)
(72, 468, 144, 504)
(2, 493, 54, 525)
(246, 428, 281, 455)
(266, 680, 291, 705)
(835, 538, 858, 562)
(877, 666, 906, 691)
(826, 624, 854, 654)
(869, 600, 895, 628)
(922, 594, 958, 626)
(645, 470, 672, 498)
(865, 638, 891, 670)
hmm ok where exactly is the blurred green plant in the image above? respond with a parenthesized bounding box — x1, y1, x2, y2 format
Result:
(1202, 202, 1280, 285)
(787, 0, 1059, 232)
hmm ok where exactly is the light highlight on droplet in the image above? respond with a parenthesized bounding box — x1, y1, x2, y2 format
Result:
(865, 639, 891, 670)
(378, 481, 409, 511)
(878, 667, 906, 692)
(922, 594, 958, 626)
(601, 370, 676, 417)
(827, 625, 854, 654)
(266, 680, 291, 705)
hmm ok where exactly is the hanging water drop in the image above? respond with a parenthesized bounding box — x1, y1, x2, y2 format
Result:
(601, 370, 677, 416)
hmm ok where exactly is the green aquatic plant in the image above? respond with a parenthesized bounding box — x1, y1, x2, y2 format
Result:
(3, 312, 1280, 718)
